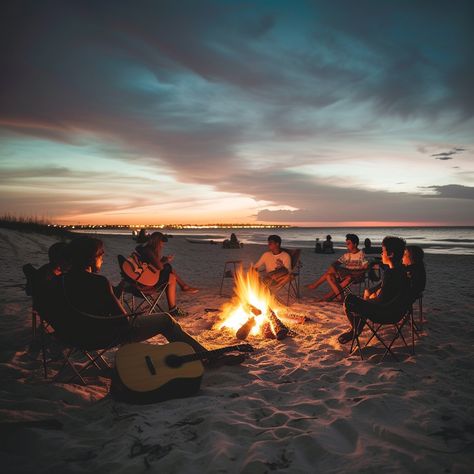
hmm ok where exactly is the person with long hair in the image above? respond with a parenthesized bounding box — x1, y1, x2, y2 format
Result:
(135, 232, 198, 317)
(403, 245, 426, 298)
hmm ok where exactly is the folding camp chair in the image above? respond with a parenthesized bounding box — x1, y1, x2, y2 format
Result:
(117, 255, 169, 315)
(413, 292, 424, 327)
(23, 265, 136, 384)
(269, 249, 302, 306)
(23, 264, 56, 379)
(339, 260, 384, 300)
(407, 292, 424, 341)
(349, 297, 414, 362)
(47, 276, 143, 384)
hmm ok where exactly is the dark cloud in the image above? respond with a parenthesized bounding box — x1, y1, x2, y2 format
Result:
(233, 170, 474, 222)
(431, 147, 466, 160)
(423, 184, 474, 200)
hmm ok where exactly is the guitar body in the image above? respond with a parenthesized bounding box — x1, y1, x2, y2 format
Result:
(112, 342, 254, 404)
(113, 342, 204, 404)
(121, 254, 160, 287)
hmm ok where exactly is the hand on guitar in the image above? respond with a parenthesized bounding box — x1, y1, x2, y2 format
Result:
(161, 254, 175, 264)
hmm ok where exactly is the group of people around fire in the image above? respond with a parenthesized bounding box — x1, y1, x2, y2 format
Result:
(28, 229, 426, 366)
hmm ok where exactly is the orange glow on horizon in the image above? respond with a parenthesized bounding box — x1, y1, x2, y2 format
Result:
(52, 217, 456, 227)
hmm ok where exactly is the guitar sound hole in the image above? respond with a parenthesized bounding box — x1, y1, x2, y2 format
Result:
(165, 354, 183, 368)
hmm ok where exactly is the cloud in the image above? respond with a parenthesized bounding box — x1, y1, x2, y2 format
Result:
(0, 0, 473, 224)
(431, 147, 466, 160)
(423, 184, 474, 200)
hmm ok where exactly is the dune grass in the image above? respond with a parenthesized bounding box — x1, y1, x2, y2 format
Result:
(0, 215, 75, 239)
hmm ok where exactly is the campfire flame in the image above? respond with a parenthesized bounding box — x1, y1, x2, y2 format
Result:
(216, 267, 280, 337)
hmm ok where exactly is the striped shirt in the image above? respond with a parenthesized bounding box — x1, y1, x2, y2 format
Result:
(338, 250, 368, 270)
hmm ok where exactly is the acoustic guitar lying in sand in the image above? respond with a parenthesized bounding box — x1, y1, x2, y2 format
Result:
(112, 342, 254, 404)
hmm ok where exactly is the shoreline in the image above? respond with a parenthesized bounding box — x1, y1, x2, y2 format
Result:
(71, 229, 474, 256)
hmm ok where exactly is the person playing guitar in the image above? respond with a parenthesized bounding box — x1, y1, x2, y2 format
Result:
(134, 232, 199, 317)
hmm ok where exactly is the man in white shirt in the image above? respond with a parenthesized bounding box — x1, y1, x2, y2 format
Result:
(306, 234, 368, 302)
(253, 235, 292, 285)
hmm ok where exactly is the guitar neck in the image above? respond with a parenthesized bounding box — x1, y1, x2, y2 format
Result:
(179, 346, 246, 363)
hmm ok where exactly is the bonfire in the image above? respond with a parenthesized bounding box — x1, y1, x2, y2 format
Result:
(216, 267, 289, 340)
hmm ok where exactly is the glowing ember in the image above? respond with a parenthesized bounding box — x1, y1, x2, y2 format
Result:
(216, 267, 281, 337)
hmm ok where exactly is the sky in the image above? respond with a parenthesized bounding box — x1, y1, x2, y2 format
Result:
(1, 0, 473, 226)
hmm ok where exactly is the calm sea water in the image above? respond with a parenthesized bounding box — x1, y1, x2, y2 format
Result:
(77, 227, 474, 256)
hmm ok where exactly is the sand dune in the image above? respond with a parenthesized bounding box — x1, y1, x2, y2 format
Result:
(1, 228, 473, 473)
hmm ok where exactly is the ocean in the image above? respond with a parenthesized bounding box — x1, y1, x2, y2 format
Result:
(76, 226, 474, 256)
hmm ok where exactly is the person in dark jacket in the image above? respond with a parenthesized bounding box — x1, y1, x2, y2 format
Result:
(403, 245, 426, 298)
(338, 236, 410, 344)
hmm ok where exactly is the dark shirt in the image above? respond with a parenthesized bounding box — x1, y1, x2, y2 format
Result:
(406, 264, 426, 297)
(322, 241, 334, 253)
(373, 265, 410, 306)
(64, 270, 125, 317)
(32, 263, 60, 315)
(37, 263, 58, 282)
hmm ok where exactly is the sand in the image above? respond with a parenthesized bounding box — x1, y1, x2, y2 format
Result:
(1, 228, 473, 473)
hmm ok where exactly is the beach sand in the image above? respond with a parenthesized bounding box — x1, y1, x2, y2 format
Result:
(1, 228, 473, 473)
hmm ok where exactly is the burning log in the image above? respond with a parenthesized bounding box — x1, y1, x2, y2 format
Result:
(279, 313, 309, 325)
(267, 307, 289, 340)
(244, 303, 262, 316)
(236, 316, 256, 340)
(262, 321, 276, 339)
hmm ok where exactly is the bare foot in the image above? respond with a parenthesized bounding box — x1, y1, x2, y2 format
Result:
(182, 286, 199, 294)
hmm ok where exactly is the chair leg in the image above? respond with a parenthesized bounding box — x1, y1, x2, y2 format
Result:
(419, 296, 423, 329)
(66, 361, 87, 385)
(349, 332, 364, 360)
(84, 351, 103, 370)
(148, 283, 168, 314)
(51, 348, 85, 385)
(363, 323, 382, 348)
(32, 311, 37, 338)
(364, 321, 398, 362)
(39, 322, 48, 379)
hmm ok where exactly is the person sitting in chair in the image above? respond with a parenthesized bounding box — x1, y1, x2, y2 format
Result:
(314, 238, 322, 253)
(28, 242, 70, 311)
(135, 232, 198, 317)
(307, 234, 368, 302)
(322, 235, 334, 253)
(61, 237, 243, 366)
(338, 236, 409, 344)
(223, 233, 242, 249)
(403, 245, 426, 298)
(37, 242, 70, 281)
(253, 235, 292, 286)
(364, 237, 382, 255)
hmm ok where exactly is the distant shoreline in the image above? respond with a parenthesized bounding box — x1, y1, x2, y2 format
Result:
(50, 224, 474, 230)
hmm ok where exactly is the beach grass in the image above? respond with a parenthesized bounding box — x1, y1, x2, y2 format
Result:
(0, 214, 75, 239)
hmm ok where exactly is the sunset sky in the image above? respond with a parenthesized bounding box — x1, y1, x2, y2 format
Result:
(1, 0, 473, 225)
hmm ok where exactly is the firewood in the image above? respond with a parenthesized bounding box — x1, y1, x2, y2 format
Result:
(236, 317, 256, 340)
(267, 307, 289, 340)
(262, 321, 276, 339)
(244, 303, 262, 316)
